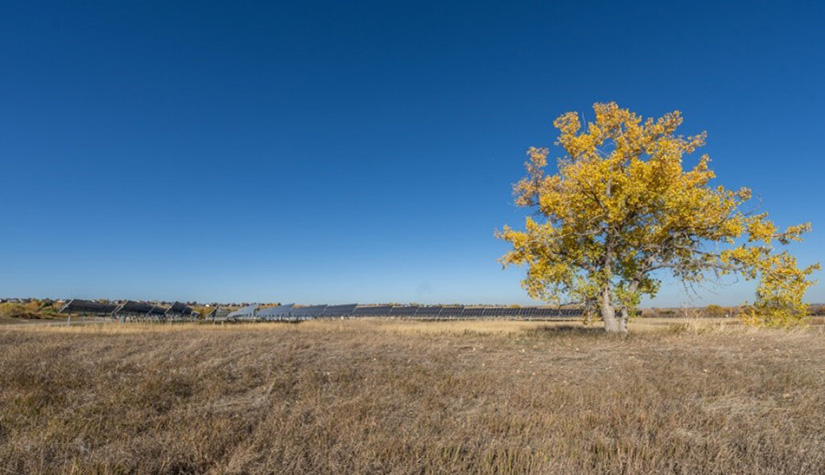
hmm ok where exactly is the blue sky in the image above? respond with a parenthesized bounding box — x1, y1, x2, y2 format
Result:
(1, 1, 823, 305)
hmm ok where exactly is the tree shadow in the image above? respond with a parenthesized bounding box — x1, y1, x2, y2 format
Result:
(530, 325, 605, 336)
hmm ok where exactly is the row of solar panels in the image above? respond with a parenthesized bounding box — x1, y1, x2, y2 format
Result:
(228, 304, 583, 320)
(60, 299, 194, 317)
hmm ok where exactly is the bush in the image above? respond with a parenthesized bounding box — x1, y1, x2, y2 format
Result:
(0, 303, 43, 319)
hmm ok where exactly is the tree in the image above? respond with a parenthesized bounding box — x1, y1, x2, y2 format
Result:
(703, 304, 726, 318)
(498, 103, 818, 333)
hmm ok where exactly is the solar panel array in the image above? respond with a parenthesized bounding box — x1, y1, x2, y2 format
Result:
(61, 299, 118, 315)
(227, 304, 259, 320)
(389, 306, 418, 316)
(462, 307, 487, 318)
(326, 305, 581, 319)
(322, 304, 358, 317)
(166, 302, 194, 316)
(57, 298, 583, 323)
(210, 307, 231, 320)
(149, 306, 166, 316)
(439, 306, 465, 317)
(351, 305, 394, 317)
(101, 300, 196, 321)
(291, 305, 327, 319)
(115, 300, 155, 315)
(258, 304, 294, 320)
(415, 306, 442, 317)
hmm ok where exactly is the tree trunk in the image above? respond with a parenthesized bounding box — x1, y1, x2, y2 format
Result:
(599, 233, 626, 334)
(618, 306, 629, 335)
(600, 287, 621, 333)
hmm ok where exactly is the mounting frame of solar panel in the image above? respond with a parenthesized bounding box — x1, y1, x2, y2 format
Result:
(148, 306, 168, 320)
(166, 302, 194, 319)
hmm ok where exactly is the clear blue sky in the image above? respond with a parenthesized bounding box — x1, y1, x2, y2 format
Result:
(1, 1, 823, 306)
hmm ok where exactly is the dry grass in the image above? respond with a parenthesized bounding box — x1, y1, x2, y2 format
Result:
(2, 319, 825, 474)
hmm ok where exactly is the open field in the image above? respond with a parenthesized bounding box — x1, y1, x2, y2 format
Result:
(2, 319, 825, 474)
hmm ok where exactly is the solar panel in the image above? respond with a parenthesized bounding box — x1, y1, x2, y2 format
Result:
(258, 304, 294, 320)
(561, 308, 583, 317)
(227, 304, 259, 320)
(439, 306, 464, 318)
(148, 305, 167, 316)
(389, 306, 419, 316)
(115, 300, 155, 315)
(351, 305, 393, 317)
(533, 307, 551, 317)
(166, 302, 193, 316)
(507, 307, 583, 318)
(291, 305, 327, 319)
(480, 307, 504, 317)
(212, 307, 231, 320)
(415, 306, 442, 317)
(513, 307, 534, 318)
(321, 304, 358, 317)
(462, 307, 487, 318)
(60, 299, 118, 315)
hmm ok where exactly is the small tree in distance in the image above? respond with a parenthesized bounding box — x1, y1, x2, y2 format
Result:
(498, 103, 818, 333)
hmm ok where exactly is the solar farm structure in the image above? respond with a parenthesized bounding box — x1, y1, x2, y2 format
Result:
(60, 299, 198, 322)
(59, 299, 119, 315)
(227, 304, 583, 322)
(58, 299, 583, 323)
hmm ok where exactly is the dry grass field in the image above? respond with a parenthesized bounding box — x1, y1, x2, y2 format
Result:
(2, 319, 825, 474)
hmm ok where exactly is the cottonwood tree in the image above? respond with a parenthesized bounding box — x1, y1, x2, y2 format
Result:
(498, 103, 818, 333)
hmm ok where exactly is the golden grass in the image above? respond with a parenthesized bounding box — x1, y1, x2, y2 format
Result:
(2, 319, 825, 474)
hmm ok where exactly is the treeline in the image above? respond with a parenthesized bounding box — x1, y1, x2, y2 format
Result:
(0, 299, 217, 320)
(644, 304, 825, 319)
(0, 299, 65, 320)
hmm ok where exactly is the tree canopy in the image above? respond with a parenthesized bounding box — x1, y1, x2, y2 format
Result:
(498, 103, 818, 333)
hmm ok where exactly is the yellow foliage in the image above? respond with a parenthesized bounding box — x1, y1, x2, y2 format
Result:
(498, 102, 818, 331)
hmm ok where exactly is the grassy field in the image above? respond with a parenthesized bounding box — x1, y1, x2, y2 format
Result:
(2, 319, 824, 474)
